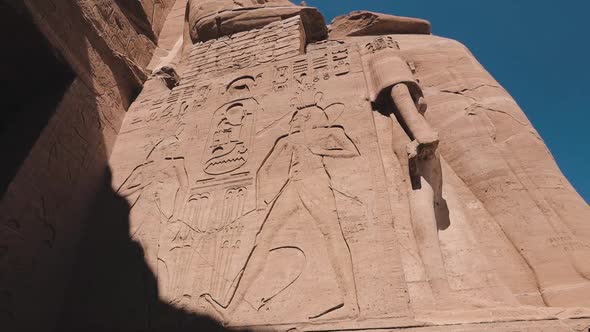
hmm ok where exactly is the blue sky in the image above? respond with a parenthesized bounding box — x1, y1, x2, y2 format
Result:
(297, 0, 590, 203)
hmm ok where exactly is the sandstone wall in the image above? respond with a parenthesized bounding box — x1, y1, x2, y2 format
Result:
(0, 0, 173, 330)
(114, 0, 177, 41)
(396, 34, 590, 305)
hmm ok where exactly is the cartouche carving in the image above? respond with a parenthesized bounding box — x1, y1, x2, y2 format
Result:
(203, 99, 257, 176)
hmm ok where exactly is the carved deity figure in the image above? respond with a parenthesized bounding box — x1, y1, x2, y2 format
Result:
(201, 94, 360, 321)
(117, 135, 190, 303)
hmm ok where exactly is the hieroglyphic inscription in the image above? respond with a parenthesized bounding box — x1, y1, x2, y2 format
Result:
(183, 16, 303, 84)
(137, 84, 198, 130)
(312, 49, 331, 81)
(272, 65, 290, 92)
(269, 43, 353, 92)
(363, 36, 400, 54)
(194, 84, 212, 107)
(293, 58, 310, 82)
(549, 236, 590, 252)
(331, 45, 351, 76)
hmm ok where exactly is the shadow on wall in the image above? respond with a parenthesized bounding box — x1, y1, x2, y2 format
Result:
(59, 168, 251, 332)
(0, 0, 76, 197)
(0, 1, 243, 330)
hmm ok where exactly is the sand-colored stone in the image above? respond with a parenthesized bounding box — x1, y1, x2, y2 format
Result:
(330, 11, 432, 38)
(187, 0, 327, 43)
(1, 0, 589, 331)
(113, 0, 177, 41)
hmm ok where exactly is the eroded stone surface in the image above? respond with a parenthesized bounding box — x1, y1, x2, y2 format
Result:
(330, 11, 432, 38)
(0, 0, 168, 331)
(187, 0, 327, 43)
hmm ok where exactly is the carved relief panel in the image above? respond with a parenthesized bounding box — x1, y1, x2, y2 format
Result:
(108, 37, 409, 329)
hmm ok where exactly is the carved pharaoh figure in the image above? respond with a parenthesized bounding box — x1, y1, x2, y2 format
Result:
(200, 86, 361, 321)
(117, 134, 193, 309)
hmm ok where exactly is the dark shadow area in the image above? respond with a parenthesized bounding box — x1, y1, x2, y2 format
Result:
(0, 0, 76, 196)
(58, 168, 253, 332)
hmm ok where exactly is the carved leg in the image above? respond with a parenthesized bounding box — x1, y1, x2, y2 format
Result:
(200, 186, 297, 322)
(389, 83, 451, 306)
(410, 155, 493, 310)
(297, 182, 359, 320)
(408, 167, 448, 298)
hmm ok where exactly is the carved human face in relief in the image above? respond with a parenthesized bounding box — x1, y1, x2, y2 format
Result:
(289, 106, 329, 135)
(289, 109, 311, 134)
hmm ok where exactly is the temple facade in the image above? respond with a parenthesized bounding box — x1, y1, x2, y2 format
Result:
(1, 1, 589, 331)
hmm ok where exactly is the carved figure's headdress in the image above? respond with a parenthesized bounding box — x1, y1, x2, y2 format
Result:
(293, 74, 321, 110)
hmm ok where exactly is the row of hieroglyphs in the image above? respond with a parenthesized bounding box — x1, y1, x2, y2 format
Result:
(183, 16, 304, 83)
(362, 36, 400, 54)
(273, 40, 351, 92)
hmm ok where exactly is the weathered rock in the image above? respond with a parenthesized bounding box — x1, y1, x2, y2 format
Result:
(187, 0, 296, 23)
(330, 11, 432, 38)
(0, 0, 174, 331)
(188, 0, 327, 43)
(114, 0, 177, 41)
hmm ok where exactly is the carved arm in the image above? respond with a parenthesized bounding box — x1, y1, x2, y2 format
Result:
(391, 83, 438, 151)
